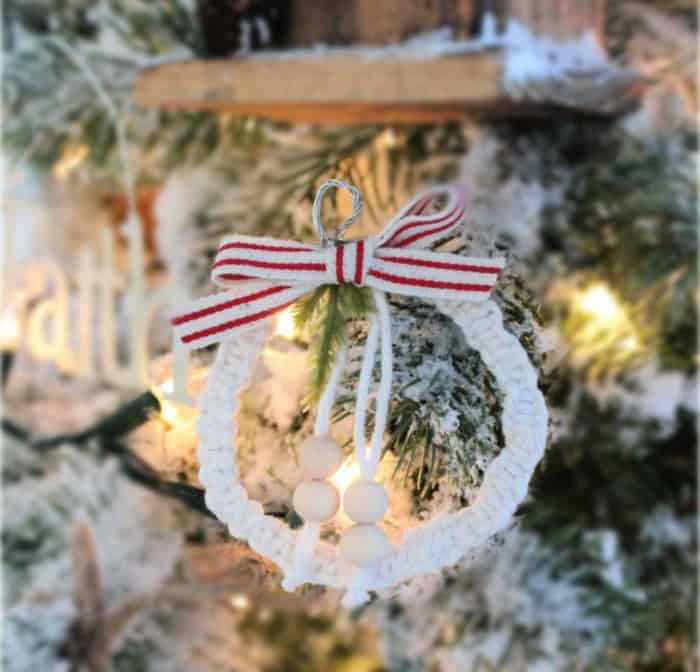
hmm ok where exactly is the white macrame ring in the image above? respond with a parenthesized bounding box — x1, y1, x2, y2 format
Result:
(196, 298, 547, 594)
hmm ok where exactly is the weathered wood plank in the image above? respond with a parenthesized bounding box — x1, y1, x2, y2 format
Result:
(135, 53, 505, 123)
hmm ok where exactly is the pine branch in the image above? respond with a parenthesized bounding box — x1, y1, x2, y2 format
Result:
(309, 286, 343, 399)
(291, 286, 327, 329)
(293, 284, 375, 402)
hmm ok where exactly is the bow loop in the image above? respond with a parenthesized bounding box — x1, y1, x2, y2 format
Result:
(377, 184, 467, 250)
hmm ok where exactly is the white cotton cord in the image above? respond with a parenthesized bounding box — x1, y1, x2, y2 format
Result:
(198, 299, 548, 600)
(352, 290, 393, 481)
(341, 568, 372, 609)
(312, 179, 363, 246)
(281, 521, 321, 592)
(284, 345, 341, 590)
(353, 314, 380, 480)
(314, 345, 347, 436)
(370, 290, 393, 476)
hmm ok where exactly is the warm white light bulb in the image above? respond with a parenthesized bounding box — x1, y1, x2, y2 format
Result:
(577, 284, 622, 321)
(53, 143, 89, 179)
(330, 458, 362, 496)
(378, 128, 398, 149)
(230, 593, 250, 610)
(160, 377, 174, 395)
(151, 377, 179, 425)
(160, 399, 179, 425)
(619, 335, 640, 353)
(275, 308, 296, 340)
(0, 311, 19, 350)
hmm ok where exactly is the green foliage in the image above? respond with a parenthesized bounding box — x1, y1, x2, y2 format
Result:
(4, 0, 203, 54)
(522, 389, 697, 671)
(292, 284, 375, 403)
(373, 298, 505, 501)
(542, 129, 698, 373)
(98, 0, 205, 56)
(525, 388, 695, 550)
(3, 0, 215, 178)
(3, 32, 265, 182)
(377, 397, 696, 672)
(212, 126, 384, 237)
(333, 272, 542, 508)
(3, 0, 99, 45)
(287, 224, 541, 503)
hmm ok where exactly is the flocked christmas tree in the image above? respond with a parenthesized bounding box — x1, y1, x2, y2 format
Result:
(2, 1, 697, 671)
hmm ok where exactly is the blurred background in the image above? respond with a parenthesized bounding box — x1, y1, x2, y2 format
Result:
(1, 1, 697, 671)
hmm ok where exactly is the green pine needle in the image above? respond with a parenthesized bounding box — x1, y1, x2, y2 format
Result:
(292, 284, 374, 402)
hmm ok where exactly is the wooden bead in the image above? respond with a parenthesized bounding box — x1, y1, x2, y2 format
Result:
(339, 524, 391, 567)
(293, 479, 339, 522)
(299, 435, 343, 479)
(343, 480, 388, 523)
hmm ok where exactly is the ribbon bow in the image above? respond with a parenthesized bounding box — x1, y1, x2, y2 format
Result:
(172, 180, 505, 350)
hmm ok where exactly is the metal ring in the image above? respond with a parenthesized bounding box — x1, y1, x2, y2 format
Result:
(312, 179, 363, 246)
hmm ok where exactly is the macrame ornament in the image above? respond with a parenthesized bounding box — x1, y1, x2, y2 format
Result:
(173, 180, 547, 607)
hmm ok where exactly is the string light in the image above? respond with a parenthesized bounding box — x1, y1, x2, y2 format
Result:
(568, 282, 642, 370)
(229, 593, 250, 610)
(159, 399, 179, 426)
(0, 309, 19, 350)
(619, 335, 640, 353)
(147, 374, 202, 470)
(377, 128, 398, 149)
(53, 143, 89, 179)
(330, 457, 362, 495)
(329, 457, 362, 525)
(151, 377, 179, 426)
(576, 284, 623, 321)
(275, 307, 296, 339)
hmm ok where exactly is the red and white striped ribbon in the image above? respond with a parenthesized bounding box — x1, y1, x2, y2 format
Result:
(172, 184, 505, 350)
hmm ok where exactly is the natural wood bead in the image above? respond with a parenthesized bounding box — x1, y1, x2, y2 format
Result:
(339, 524, 391, 567)
(293, 479, 339, 522)
(343, 480, 388, 523)
(299, 435, 343, 479)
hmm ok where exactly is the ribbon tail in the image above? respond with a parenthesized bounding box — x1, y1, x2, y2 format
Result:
(171, 283, 309, 351)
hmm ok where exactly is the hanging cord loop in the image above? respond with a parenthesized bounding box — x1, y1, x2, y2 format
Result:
(312, 179, 363, 247)
(310, 181, 391, 483)
(286, 180, 386, 590)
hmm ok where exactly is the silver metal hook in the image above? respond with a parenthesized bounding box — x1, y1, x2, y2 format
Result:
(312, 179, 363, 247)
